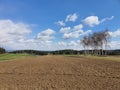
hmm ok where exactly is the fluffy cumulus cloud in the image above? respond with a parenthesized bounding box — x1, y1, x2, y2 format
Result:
(82, 16, 100, 27)
(82, 15, 114, 27)
(109, 41, 120, 49)
(36, 28, 56, 50)
(37, 28, 56, 41)
(0, 19, 39, 50)
(55, 41, 82, 50)
(60, 24, 91, 39)
(63, 33, 72, 39)
(69, 41, 78, 46)
(109, 29, 120, 37)
(73, 24, 83, 31)
(65, 13, 78, 22)
(56, 13, 78, 27)
(108, 29, 120, 49)
(62, 30, 91, 39)
(0, 19, 31, 43)
(56, 21, 65, 26)
(60, 27, 71, 33)
(62, 30, 79, 39)
(0, 19, 57, 50)
(79, 30, 91, 36)
(58, 41, 67, 47)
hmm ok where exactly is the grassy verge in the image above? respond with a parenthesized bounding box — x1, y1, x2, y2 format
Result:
(0, 53, 35, 61)
(84, 55, 120, 62)
(64, 54, 120, 62)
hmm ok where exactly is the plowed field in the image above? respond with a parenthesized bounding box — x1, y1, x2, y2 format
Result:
(0, 55, 120, 90)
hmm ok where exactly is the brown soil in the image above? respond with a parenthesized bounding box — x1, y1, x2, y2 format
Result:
(0, 55, 120, 90)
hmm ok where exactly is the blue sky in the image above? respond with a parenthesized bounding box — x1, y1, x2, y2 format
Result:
(0, 0, 120, 50)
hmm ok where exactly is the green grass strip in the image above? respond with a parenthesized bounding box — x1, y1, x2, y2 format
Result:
(0, 53, 35, 61)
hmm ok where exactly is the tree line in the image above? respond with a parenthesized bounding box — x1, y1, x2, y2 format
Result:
(9, 50, 48, 55)
(0, 47, 120, 55)
(0, 47, 6, 54)
(51, 49, 120, 55)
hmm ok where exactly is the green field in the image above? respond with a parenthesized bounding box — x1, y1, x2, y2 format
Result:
(0, 53, 35, 61)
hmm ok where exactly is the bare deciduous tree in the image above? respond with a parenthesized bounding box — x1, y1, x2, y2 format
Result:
(80, 29, 111, 56)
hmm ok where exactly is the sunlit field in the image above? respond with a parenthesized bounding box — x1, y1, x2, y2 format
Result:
(0, 54, 119, 90)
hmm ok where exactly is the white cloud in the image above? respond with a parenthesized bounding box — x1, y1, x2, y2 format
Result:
(70, 31, 83, 38)
(56, 21, 65, 26)
(82, 15, 114, 27)
(82, 16, 100, 27)
(70, 32, 80, 38)
(65, 13, 78, 22)
(60, 24, 91, 39)
(60, 27, 71, 33)
(62, 33, 71, 39)
(101, 16, 114, 23)
(38, 28, 55, 36)
(55, 40, 83, 50)
(79, 30, 92, 36)
(0, 19, 38, 50)
(56, 13, 78, 27)
(109, 41, 120, 49)
(0, 19, 31, 43)
(62, 30, 91, 39)
(0, 20, 57, 50)
(45, 40, 52, 44)
(37, 28, 56, 41)
(58, 41, 67, 47)
(109, 29, 120, 37)
(69, 41, 78, 46)
(73, 24, 83, 31)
